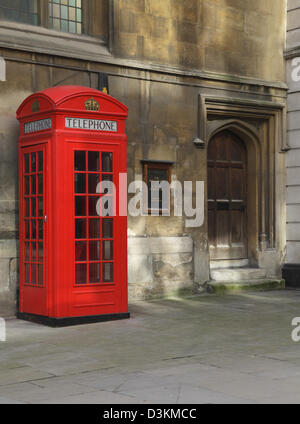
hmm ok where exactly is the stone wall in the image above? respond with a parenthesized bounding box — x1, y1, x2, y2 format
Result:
(113, 0, 286, 81)
(0, 0, 287, 316)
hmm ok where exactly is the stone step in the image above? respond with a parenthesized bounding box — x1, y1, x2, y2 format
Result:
(206, 279, 285, 295)
(210, 267, 267, 282)
(210, 259, 249, 269)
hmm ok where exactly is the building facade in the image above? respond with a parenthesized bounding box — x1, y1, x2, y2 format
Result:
(0, 0, 287, 316)
(284, 0, 300, 286)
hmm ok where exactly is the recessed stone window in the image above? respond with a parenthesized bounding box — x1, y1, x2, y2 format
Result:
(0, 0, 39, 26)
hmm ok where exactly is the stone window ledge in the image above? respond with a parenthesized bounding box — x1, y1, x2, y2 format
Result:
(0, 21, 110, 61)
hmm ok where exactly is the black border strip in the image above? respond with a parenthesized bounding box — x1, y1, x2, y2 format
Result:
(17, 311, 130, 327)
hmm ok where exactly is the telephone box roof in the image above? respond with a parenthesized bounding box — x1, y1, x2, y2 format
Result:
(17, 85, 128, 119)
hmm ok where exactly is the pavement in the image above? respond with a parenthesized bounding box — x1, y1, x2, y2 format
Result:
(1, 289, 300, 404)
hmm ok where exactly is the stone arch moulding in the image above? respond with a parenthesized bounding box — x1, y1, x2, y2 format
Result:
(200, 94, 287, 266)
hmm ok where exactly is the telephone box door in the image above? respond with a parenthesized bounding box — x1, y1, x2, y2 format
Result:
(20, 145, 47, 316)
(70, 143, 127, 316)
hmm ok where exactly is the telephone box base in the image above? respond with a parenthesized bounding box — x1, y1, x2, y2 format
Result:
(17, 312, 130, 327)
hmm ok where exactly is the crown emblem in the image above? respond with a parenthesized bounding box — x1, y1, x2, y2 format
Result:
(84, 97, 100, 111)
(32, 100, 40, 112)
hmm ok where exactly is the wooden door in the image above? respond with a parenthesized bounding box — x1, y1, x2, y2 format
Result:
(208, 130, 247, 260)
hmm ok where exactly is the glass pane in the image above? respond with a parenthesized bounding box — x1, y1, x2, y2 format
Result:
(25, 154, 30, 173)
(75, 241, 87, 261)
(31, 175, 36, 195)
(75, 263, 87, 284)
(75, 219, 86, 239)
(32, 221, 37, 240)
(61, 19, 68, 32)
(25, 220, 30, 239)
(38, 265, 44, 286)
(98, 197, 113, 217)
(25, 199, 30, 217)
(25, 242, 30, 261)
(75, 151, 86, 171)
(102, 219, 113, 238)
(75, 173, 86, 194)
(102, 153, 113, 172)
(38, 220, 43, 240)
(38, 175, 43, 194)
(75, 196, 86, 216)
(38, 197, 43, 217)
(103, 240, 113, 260)
(31, 264, 37, 284)
(38, 242, 43, 261)
(69, 20, 76, 33)
(31, 242, 37, 261)
(88, 197, 99, 217)
(103, 263, 113, 283)
(88, 152, 99, 172)
(53, 18, 60, 30)
(89, 219, 100, 239)
(31, 153, 36, 172)
(88, 174, 100, 194)
(148, 168, 168, 182)
(101, 175, 113, 194)
(25, 264, 30, 284)
(89, 241, 100, 261)
(33, 14, 38, 25)
(52, 3, 60, 18)
(38, 151, 43, 172)
(69, 7, 75, 20)
(31, 198, 36, 217)
(25, 176, 30, 195)
(89, 263, 100, 284)
(61, 5, 68, 19)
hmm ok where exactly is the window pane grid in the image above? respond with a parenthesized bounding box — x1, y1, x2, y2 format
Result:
(23, 152, 44, 287)
(0, 0, 39, 25)
(49, 0, 82, 34)
(74, 150, 114, 285)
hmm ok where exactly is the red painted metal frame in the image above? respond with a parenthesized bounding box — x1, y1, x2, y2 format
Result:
(17, 86, 128, 323)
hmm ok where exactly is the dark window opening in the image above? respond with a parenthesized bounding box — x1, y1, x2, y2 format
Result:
(143, 161, 172, 215)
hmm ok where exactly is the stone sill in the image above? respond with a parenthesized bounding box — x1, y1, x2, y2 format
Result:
(0, 21, 110, 62)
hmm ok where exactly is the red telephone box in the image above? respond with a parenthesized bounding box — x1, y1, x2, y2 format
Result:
(16, 86, 129, 326)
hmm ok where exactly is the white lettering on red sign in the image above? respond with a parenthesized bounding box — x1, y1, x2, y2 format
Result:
(65, 117, 118, 132)
(24, 118, 52, 134)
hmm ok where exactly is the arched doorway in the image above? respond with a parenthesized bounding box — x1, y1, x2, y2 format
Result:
(208, 130, 248, 261)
